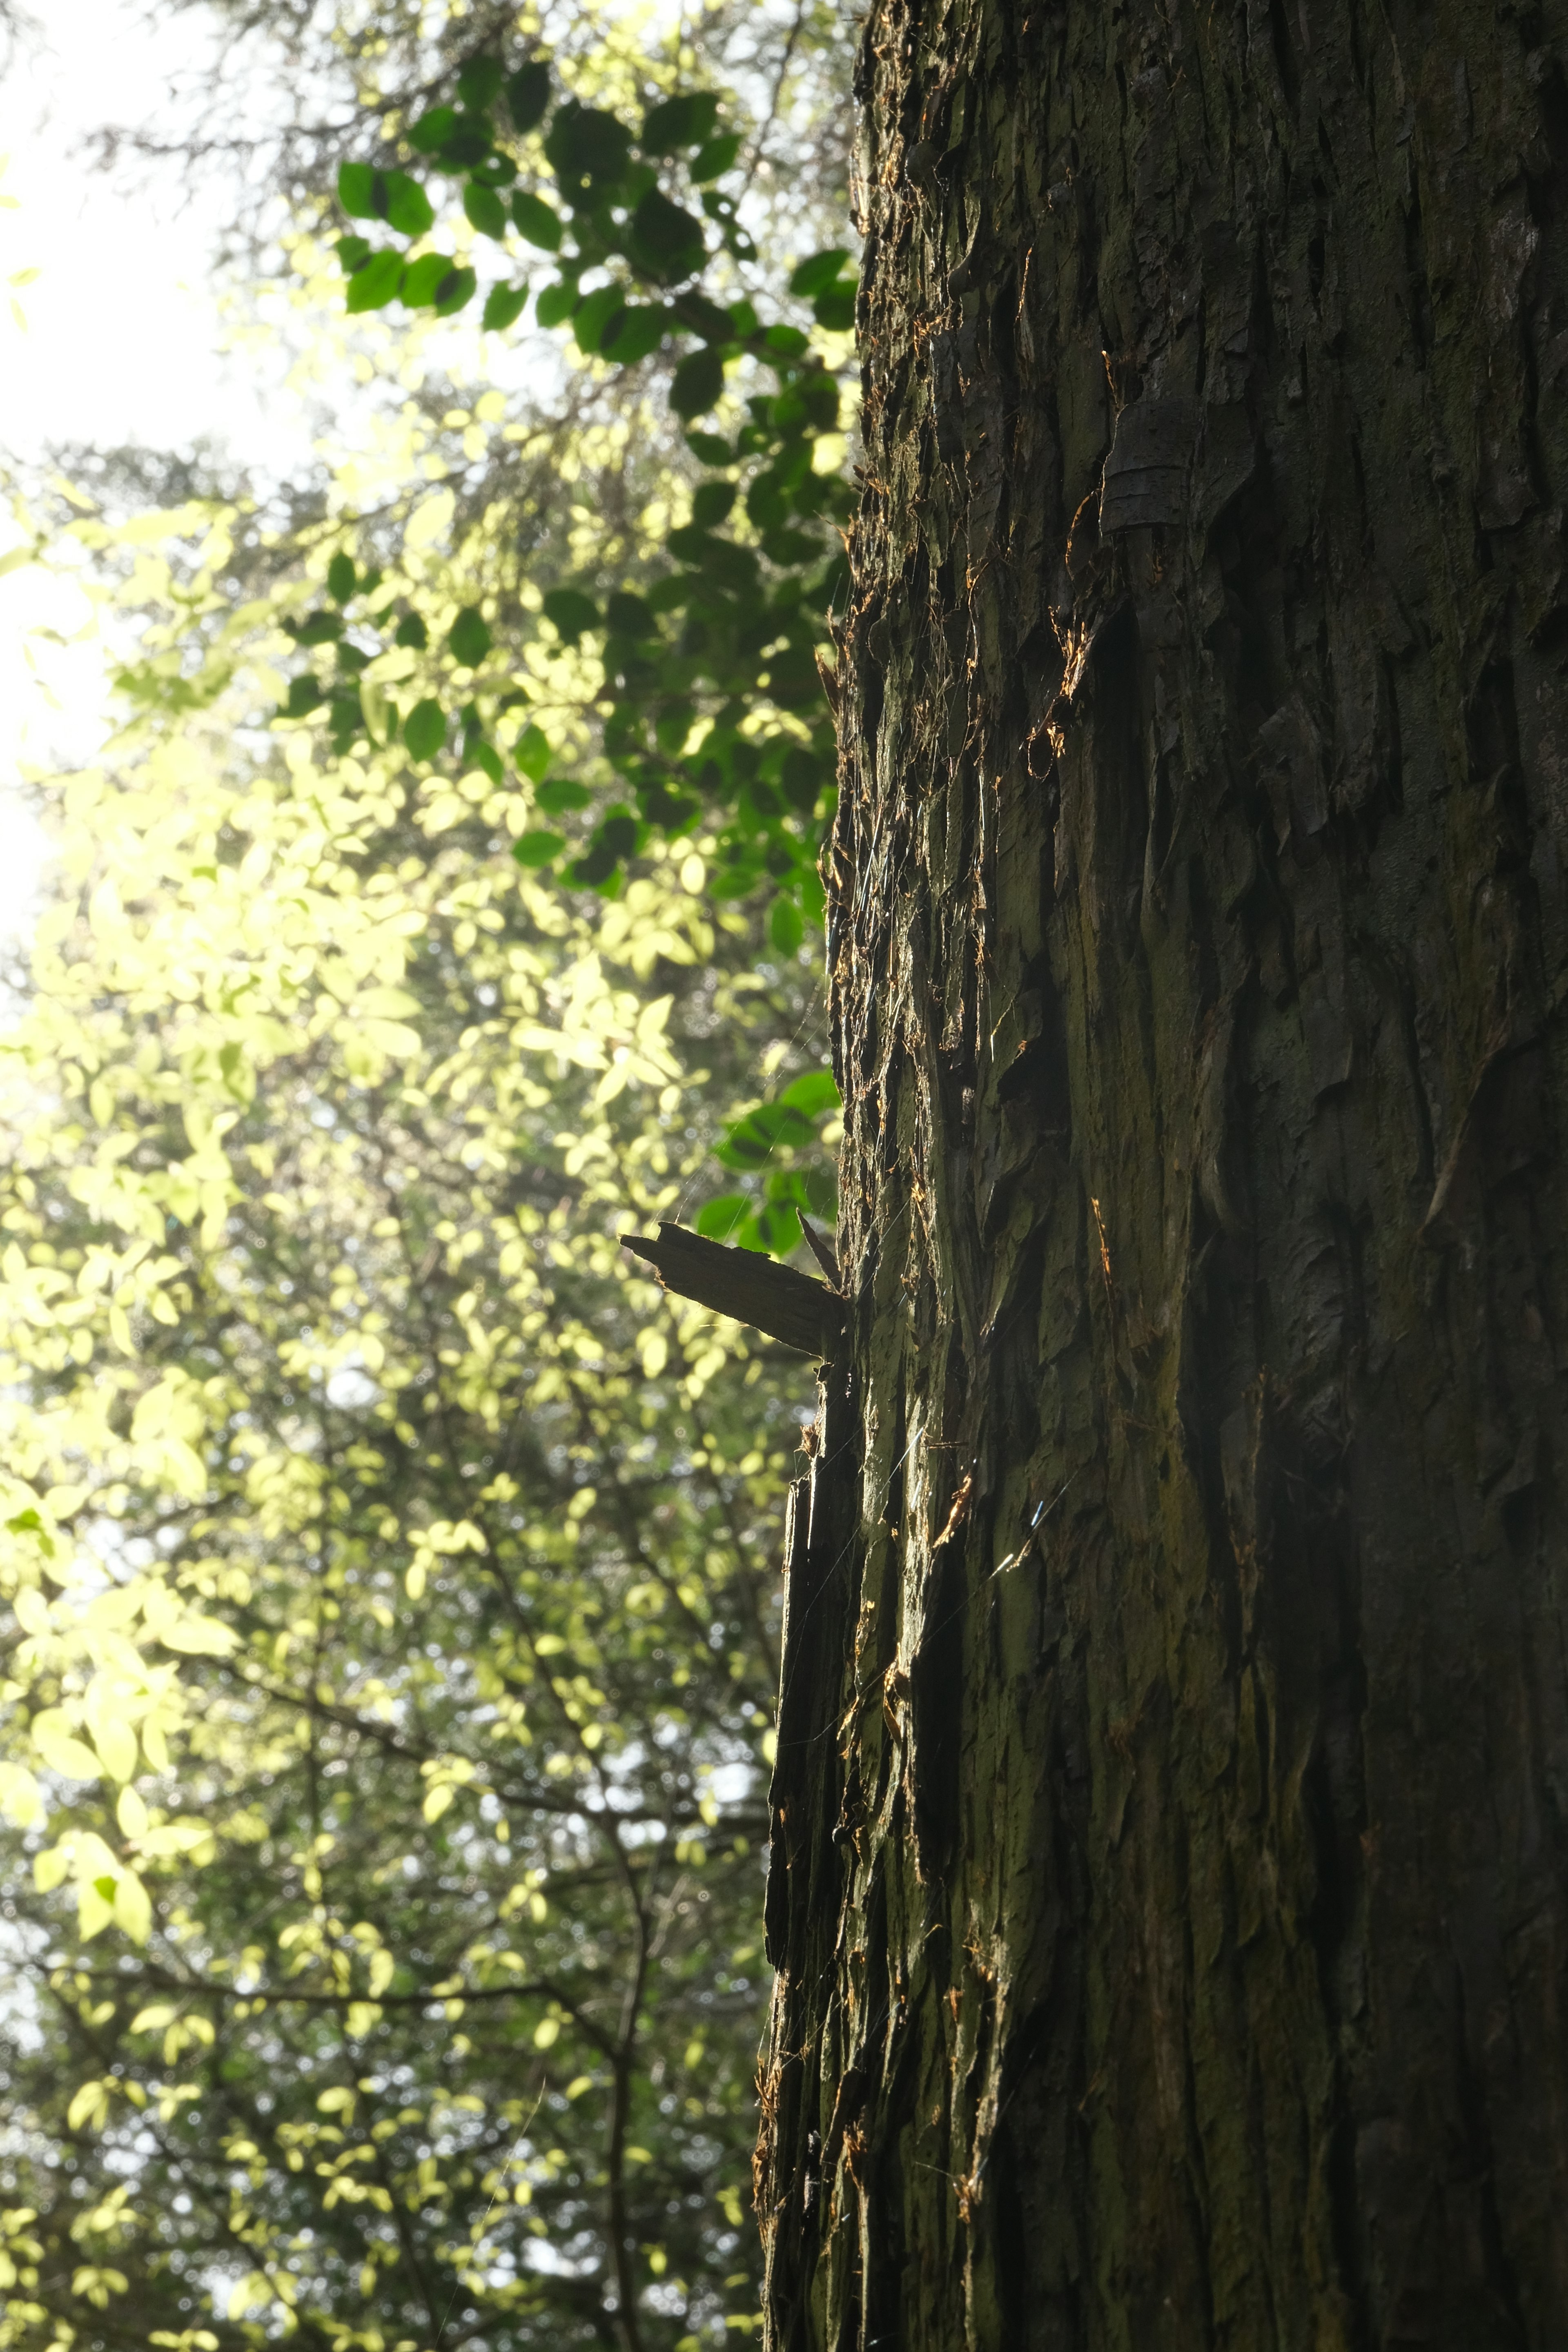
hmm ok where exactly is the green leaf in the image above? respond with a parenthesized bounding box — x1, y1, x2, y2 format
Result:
(408, 106, 457, 156)
(542, 588, 600, 643)
(536, 776, 592, 813)
(813, 284, 858, 332)
(510, 191, 563, 251)
(678, 292, 738, 344)
(690, 133, 743, 183)
(326, 552, 356, 602)
(769, 895, 804, 957)
(401, 252, 455, 308)
(685, 431, 735, 465)
(433, 117, 492, 170)
(670, 347, 724, 420)
(629, 188, 706, 283)
(514, 725, 552, 782)
(640, 92, 720, 155)
(599, 305, 670, 364)
(745, 1200, 801, 1257)
(433, 265, 478, 316)
(505, 61, 550, 134)
(512, 830, 566, 868)
(383, 171, 435, 236)
(338, 161, 379, 218)
(463, 181, 508, 239)
(404, 697, 447, 759)
(777, 1070, 840, 1116)
(694, 1193, 750, 1241)
(456, 55, 503, 109)
(605, 592, 654, 638)
(764, 323, 810, 358)
(544, 104, 632, 199)
(788, 247, 851, 298)
(481, 283, 529, 332)
(282, 675, 324, 718)
(337, 234, 372, 272)
(691, 481, 736, 529)
(535, 278, 577, 329)
(345, 251, 403, 312)
(573, 283, 628, 355)
(448, 608, 492, 667)
(394, 612, 428, 650)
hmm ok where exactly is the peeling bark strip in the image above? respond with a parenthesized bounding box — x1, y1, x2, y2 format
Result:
(759, 2, 1568, 2348)
(622, 1224, 844, 1357)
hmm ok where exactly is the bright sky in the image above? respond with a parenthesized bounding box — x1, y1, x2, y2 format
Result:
(1, 0, 317, 938)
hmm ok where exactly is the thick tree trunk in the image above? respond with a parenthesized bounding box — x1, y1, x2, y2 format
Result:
(757, 1, 1568, 2345)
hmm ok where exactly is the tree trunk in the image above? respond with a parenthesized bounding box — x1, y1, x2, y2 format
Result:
(757, 2, 1568, 2345)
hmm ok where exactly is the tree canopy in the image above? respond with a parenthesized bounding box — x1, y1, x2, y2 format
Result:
(0, 4, 857, 2348)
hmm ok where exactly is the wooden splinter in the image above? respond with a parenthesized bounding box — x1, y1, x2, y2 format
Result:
(622, 1221, 844, 1359)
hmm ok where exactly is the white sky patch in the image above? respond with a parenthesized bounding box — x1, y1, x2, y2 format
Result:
(0, 0, 320, 938)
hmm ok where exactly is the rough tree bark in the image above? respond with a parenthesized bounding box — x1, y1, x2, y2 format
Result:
(757, 1, 1568, 2345)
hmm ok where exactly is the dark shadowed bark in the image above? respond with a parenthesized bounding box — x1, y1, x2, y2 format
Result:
(757, 0, 1568, 2345)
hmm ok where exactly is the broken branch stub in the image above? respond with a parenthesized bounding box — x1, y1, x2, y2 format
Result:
(622, 1222, 844, 1358)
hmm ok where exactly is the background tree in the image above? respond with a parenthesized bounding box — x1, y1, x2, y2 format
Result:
(0, 324, 832, 2352)
(757, 4, 1568, 2348)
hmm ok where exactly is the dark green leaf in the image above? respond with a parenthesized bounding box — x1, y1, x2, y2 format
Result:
(337, 161, 379, 218)
(456, 55, 503, 109)
(629, 188, 706, 283)
(535, 278, 577, 328)
(514, 725, 552, 782)
(763, 323, 809, 358)
(677, 292, 737, 343)
(769, 895, 804, 957)
(600, 305, 670, 364)
(394, 612, 429, 650)
(401, 252, 455, 308)
(463, 181, 508, 239)
(481, 283, 530, 332)
(288, 610, 343, 646)
(605, 592, 654, 638)
(408, 106, 457, 156)
(745, 1200, 801, 1257)
(448, 607, 493, 667)
(337, 234, 372, 272)
(788, 247, 851, 298)
(690, 133, 743, 183)
(510, 191, 563, 251)
(812, 284, 858, 332)
(685, 431, 735, 465)
(471, 739, 503, 784)
(544, 104, 632, 198)
(691, 481, 736, 529)
(512, 830, 565, 868)
(383, 171, 434, 236)
(777, 1069, 840, 1116)
(542, 588, 600, 643)
(434, 118, 492, 170)
(282, 676, 324, 717)
(505, 62, 550, 134)
(573, 283, 628, 355)
(345, 251, 403, 312)
(403, 697, 447, 759)
(670, 347, 724, 420)
(433, 266, 477, 316)
(694, 1194, 750, 1241)
(640, 92, 721, 154)
(536, 776, 592, 813)
(471, 151, 517, 189)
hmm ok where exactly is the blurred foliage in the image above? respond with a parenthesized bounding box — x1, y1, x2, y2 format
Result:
(0, 11, 860, 2350)
(0, 486, 833, 2352)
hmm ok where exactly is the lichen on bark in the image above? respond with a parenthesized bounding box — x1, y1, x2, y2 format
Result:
(759, 2, 1568, 2345)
